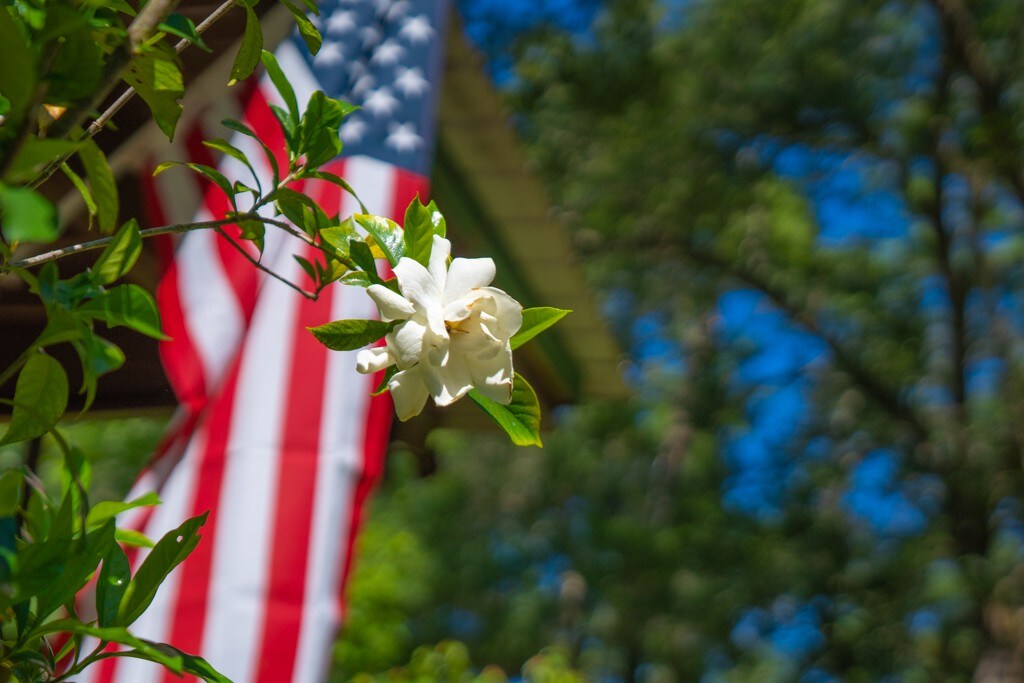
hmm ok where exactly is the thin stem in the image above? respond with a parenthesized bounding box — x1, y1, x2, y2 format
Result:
(215, 227, 318, 300)
(30, 0, 237, 190)
(4, 212, 309, 269)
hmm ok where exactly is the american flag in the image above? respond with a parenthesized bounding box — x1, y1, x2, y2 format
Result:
(77, 1, 449, 681)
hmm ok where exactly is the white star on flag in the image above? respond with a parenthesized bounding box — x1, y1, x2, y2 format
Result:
(314, 41, 346, 66)
(399, 15, 434, 44)
(370, 39, 406, 67)
(340, 117, 369, 144)
(326, 10, 356, 35)
(394, 67, 430, 97)
(362, 86, 400, 117)
(385, 122, 423, 153)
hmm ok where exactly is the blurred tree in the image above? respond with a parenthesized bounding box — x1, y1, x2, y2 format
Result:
(339, 0, 1024, 681)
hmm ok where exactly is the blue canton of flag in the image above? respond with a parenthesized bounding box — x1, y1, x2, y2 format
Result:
(300, 0, 449, 177)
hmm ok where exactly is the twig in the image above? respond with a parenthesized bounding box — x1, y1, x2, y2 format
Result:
(214, 227, 318, 300)
(30, 0, 237, 189)
(8, 216, 245, 269)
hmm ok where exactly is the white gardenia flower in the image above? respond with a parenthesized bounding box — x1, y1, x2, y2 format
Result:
(356, 235, 523, 421)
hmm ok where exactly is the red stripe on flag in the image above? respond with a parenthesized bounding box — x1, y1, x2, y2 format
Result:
(252, 250, 335, 682)
(158, 363, 244, 683)
(337, 388, 393, 617)
(391, 167, 430, 217)
(246, 89, 291, 177)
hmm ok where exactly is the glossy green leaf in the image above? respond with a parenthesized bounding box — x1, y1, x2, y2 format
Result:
(159, 13, 210, 51)
(78, 284, 165, 340)
(348, 239, 384, 285)
(299, 91, 349, 167)
(96, 544, 130, 627)
(60, 163, 98, 226)
(260, 50, 298, 123)
(0, 184, 58, 244)
(118, 513, 208, 627)
(510, 307, 571, 350)
(371, 365, 398, 396)
(222, 116, 280, 185)
(123, 47, 184, 140)
(402, 196, 442, 266)
(308, 319, 393, 351)
(79, 139, 120, 234)
(92, 219, 142, 284)
(229, 4, 263, 86)
(468, 373, 543, 447)
(23, 520, 116, 623)
(154, 161, 234, 205)
(1, 353, 68, 446)
(280, 0, 321, 55)
(86, 491, 161, 530)
(115, 528, 155, 548)
(73, 335, 125, 411)
(354, 214, 405, 266)
(204, 137, 261, 192)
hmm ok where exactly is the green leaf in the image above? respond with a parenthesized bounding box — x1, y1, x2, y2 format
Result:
(73, 335, 125, 411)
(308, 319, 393, 351)
(60, 163, 97, 226)
(221, 117, 280, 185)
(78, 284, 165, 340)
(31, 619, 229, 682)
(0, 184, 58, 244)
(86, 491, 161, 530)
(92, 219, 142, 284)
(154, 161, 234, 205)
(403, 196, 438, 266)
(79, 139, 120, 234)
(348, 239, 384, 285)
(354, 214, 405, 267)
(304, 170, 365, 213)
(96, 544, 130, 627)
(510, 307, 571, 350)
(468, 373, 543, 447)
(115, 528, 155, 548)
(1, 353, 68, 446)
(118, 513, 208, 626)
(5, 139, 79, 184)
(159, 13, 210, 51)
(260, 50, 298, 123)
(204, 137, 261, 193)
(22, 520, 116, 623)
(0, 6, 36, 126)
(298, 91, 348, 168)
(123, 47, 184, 140)
(0, 469, 24, 517)
(280, 0, 322, 55)
(45, 24, 103, 104)
(0, 94, 9, 117)
(229, 4, 263, 86)
(371, 365, 398, 396)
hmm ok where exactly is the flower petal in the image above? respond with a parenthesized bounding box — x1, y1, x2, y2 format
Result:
(387, 320, 426, 369)
(475, 287, 523, 340)
(394, 257, 446, 337)
(443, 257, 495, 303)
(366, 284, 415, 322)
(466, 344, 514, 404)
(422, 352, 473, 407)
(389, 367, 429, 421)
(428, 235, 451, 291)
(355, 346, 393, 374)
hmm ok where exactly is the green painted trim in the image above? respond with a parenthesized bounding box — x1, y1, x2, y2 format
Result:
(432, 138, 582, 401)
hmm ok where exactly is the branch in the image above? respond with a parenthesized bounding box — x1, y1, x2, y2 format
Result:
(930, 0, 1024, 204)
(30, 0, 237, 189)
(214, 227, 318, 300)
(617, 237, 930, 440)
(7, 216, 249, 269)
(48, 0, 183, 140)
